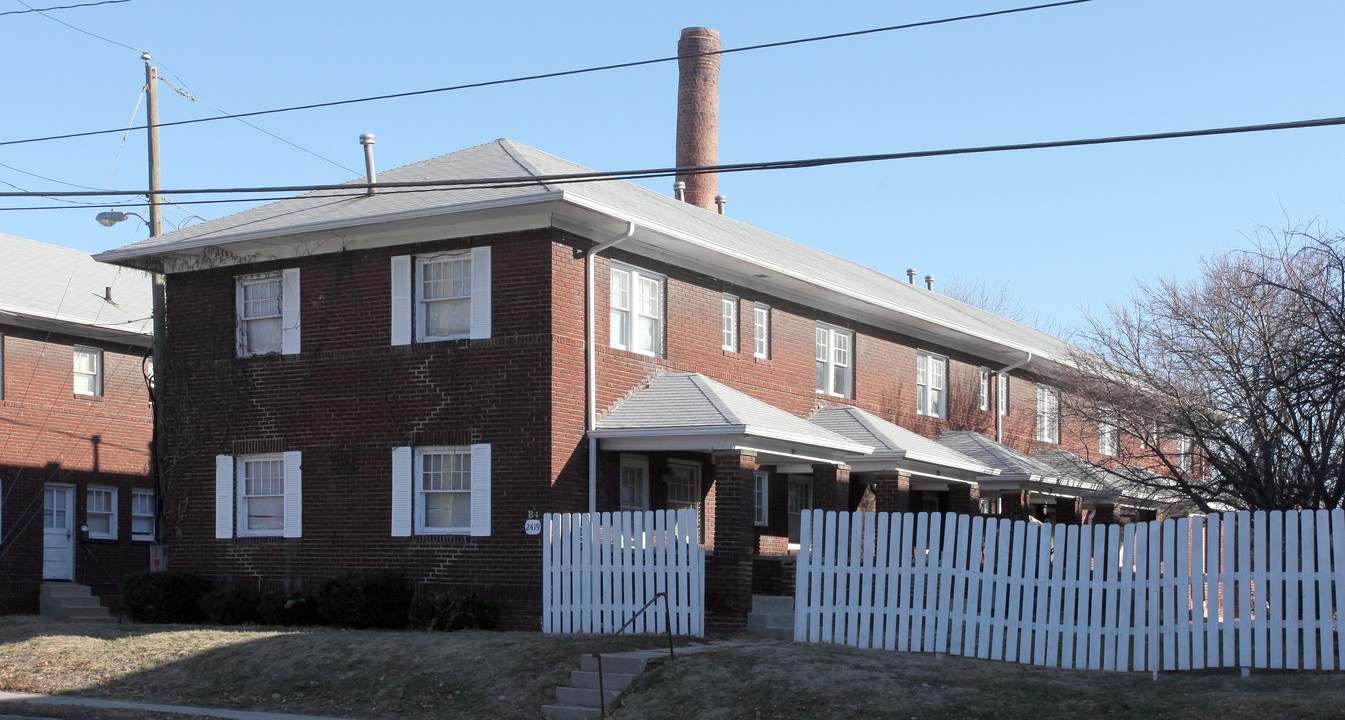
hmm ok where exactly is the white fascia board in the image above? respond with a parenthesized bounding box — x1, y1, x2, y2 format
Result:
(848, 455, 984, 484)
(95, 191, 564, 269)
(590, 425, 871, 458)
(0, 305, 153, 345)
(899, 449, 1001, 476)
(554, 194, 1067, 370)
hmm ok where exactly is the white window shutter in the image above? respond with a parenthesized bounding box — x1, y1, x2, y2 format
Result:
(283, 451, 302, 538)
(470, 246, 491, 339)
(215, 455, 234, 539)
(470, 443, 492, 537)
(390, 255, 412, 346)
(281, 268, 301, 355)
(391, 446, 412, 537)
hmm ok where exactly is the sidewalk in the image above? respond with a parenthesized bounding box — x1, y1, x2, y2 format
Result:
(0, 692, 359, 720)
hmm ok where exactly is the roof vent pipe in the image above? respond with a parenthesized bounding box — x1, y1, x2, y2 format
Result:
(907, 268, 917, 284)
(925, 274, 935, 291)
(715, 194, 726, 215)
(673, 181, 686, 201)
(359, 133, 377, 195)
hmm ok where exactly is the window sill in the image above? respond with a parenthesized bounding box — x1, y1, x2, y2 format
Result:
(73, 394, 104, 402)
(409, 533, 476, 546)
(232, 534, 288, 544)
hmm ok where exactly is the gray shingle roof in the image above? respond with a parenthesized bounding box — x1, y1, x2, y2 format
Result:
(0, 232, 152, 338)
(595, 372, 869, 452)
(96, 139, 1076, 364)
(809, 405, 996, 474)
(937, 431, 1107, 492)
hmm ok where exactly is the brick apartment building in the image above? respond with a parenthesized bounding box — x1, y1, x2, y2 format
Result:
(93, 131, 1176, 630)
(1, 233, 154, 613)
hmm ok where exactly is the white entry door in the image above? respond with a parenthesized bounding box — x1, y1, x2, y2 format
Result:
(43, 485, 75, 581)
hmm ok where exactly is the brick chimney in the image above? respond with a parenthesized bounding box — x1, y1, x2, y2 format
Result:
(676, 27, 721, 211)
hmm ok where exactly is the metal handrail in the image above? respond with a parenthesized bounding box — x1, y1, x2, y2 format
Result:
(591, 590, 675, 718)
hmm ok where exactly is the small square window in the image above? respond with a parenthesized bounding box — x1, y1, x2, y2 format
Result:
(87, 487, 116, 539)
(73, 346, 102, 397)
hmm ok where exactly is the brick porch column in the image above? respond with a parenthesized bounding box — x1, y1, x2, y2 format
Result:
(1136, 508, 1158, 523)
(853, 482, 877, 513)
(870, 472, 911, 514)
(811, 463, 852, 511)
(1092, 503, 1121, 526)
(706, 449, 757, 634)
(1056, 496, 1084, 525)
(1000, 489, 1031, 522)
(946, 483, 981, 516)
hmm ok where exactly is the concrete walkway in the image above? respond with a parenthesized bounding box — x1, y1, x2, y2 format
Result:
(0, 692, 359, 720)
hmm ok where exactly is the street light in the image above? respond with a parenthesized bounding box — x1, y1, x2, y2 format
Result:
(95, 210, 148, 228)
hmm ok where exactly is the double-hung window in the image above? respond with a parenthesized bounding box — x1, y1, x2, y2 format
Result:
(131, 489, 155, 541)
(390, 444, 492, 537)
(1099, 412, 1119, 456)
(72, 346, 102, 397)
(788, 476, 813, 545)
(610, 264, 664, 356)
(1036, 385, 1060, 443)
(916, 351, 947, 418)
(979, 368, 991, 412)
(665, 460, 703, 542)
(753, 304, 770, 359)
(390, 248, 491, 345)
(86, 487, 116, 539)
(1176, 435, 1194, 473)
(619, 455, 649, 511)
(753, 472, 769, 526)
(721, 295, 738, 351)
(815, 323, 853, 398)
(213, 452, 303, 538)
(236, 269, 300, 356)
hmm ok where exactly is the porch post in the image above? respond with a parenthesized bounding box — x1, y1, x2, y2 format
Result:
(811, 463, 852, 511)
(870, 471, 911, 514)
(945, 483, 981, 516)
(1000, 489, 1031, 521)
(706, 449, 757, 633)
(1093, 503, 1121, 525)
(1056, 496, 1084, 525)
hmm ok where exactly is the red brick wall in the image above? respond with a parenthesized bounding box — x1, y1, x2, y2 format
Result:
(0, 325, 152, 612)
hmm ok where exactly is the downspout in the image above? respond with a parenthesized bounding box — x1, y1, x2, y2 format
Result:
(996, 352, 1032, 443)
(586, 222, 637, 513)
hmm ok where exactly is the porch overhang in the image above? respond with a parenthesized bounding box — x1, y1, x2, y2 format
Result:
(589, 426, 868, 465)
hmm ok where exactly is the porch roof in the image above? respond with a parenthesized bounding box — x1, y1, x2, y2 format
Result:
(808, 406, 998, 483)
(1034, 449, 1187, 512)
(936, 431, 1108, 500)
(590, 373, 872, 464)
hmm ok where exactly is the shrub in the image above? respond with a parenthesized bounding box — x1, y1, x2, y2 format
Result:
(257, 590, 323, 626)
(121, 570, 209, 624)
(410, 592, 498, 631)
(316, 572, 412, 629)
(200, 588, 262, 625)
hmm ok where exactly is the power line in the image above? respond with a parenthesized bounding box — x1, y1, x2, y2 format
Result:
(15, 0, 141, 53)
(0, 0, 1094, 149)
(1, 112, 1341, 206)
(0, 0, 131, 17)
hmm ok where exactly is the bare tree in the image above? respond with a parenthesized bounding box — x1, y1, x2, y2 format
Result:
(1064, 224, 1345, 512)
(941, 275, 1058, 334)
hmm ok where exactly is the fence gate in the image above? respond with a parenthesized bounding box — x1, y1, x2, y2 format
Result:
(794, 509, 1345, 672)
(542, 509, 704, 636)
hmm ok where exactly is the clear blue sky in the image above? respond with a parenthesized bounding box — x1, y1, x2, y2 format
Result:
(3, 0, 1342, 334)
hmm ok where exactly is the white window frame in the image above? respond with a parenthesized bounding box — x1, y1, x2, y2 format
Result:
(665, 460, 703, 543)
(998, 373, 1010, 417)
(753, 304, 770, 359)
(721, 294, 738, 352)
(1036, 385, 1060, 444)
(237, 454, 286, 537)
(236, 270, 300, 357)
(787, 475, 813, 547)
(131, 489, 155, 541)
(610, 264, 664, 357)
(1099, 412, 1119, 457)
(916, 351, 947, 418)
(416, 252, 473, 342)
(86, 486, 117, 540)
(390, 445, 491, 537)
(72, 345, 102, 397)
(415, 446, 475, 534)
(753, 471, 769, 526)
(619, 454, 650, 512)
(391, 248, 491, 346)
(979, 367, 991, 412)
(1176, 435, 1194, 473)
(217, 451, 301, 539)
(815, 323, 853, 398)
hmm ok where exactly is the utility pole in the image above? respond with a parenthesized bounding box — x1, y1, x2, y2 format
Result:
(145, 54, 168, 551)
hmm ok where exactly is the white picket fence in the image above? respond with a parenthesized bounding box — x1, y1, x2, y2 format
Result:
(542, 509, 704, 636)
(795, 509, 1345, 671)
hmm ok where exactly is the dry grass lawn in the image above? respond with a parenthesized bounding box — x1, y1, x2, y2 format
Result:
(5, 616, 1345, 719)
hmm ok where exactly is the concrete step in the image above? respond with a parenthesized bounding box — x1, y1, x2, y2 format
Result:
(579, 654, 647, 675)
(751, 594, 794, 614)
(570, 669, 639, 691)
(41, 583, 93, 598)
(556, 686, 622, 707)
(40, 583, 112, 622)
(746, 612, 794, 640)
(541, 703, 602, 720)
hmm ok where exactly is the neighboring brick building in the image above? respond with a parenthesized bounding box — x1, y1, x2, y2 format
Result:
(94, 138, 1174, 631)
(0, 233, 153, 613)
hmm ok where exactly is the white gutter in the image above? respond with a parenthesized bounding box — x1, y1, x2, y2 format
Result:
(585, 222, 636, 513)
(996, 352, 1032, 443)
